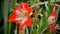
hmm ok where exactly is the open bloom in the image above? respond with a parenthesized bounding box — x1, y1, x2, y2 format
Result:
(8, 3, 33, 30)
(8, 7, 27, 24)
(19, 3, 33, 30)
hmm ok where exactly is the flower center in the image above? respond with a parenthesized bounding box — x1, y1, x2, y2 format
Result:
(21, 11, 27, 18)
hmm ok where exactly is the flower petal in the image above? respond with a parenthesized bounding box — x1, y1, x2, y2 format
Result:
(52, 12, 57, 20)
(19, 3, 29, 9)
(26, 7, 33, 16)
(8, 15, 17, 22)
(14, 7, 22, 16)
(50, 24, 56, 32)
(54, 5, 58, 10)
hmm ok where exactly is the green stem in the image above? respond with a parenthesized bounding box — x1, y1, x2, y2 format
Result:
(16, 24, 18, 34)
(8, 23, 12, 34)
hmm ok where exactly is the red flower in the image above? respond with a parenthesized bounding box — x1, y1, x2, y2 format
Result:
(8, 3, 33, 30)
(54, 5, 58, 10)
(48, 11, 57, 24)
(19, 3, 29, 8)
(50, 24, 56, 32)
(52, 12, 57, 20)
(19, 3, 33, 30)
(8, 7, 24, 24)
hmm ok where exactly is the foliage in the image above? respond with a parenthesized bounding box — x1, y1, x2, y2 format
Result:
(4, 0, 60, 34)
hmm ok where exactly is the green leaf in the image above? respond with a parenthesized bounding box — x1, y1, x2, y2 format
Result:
(38, 12, 48, 34)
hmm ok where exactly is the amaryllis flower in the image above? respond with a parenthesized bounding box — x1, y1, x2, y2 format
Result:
(8, 7, 27, 24)
(54, 5, 58, 10)
(19, 3, 33, 30)
(48, 12, 57, 24)
(8, 3, 33, 30)
(50, 24, 56, 32)
(52, 12, 57, 20)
